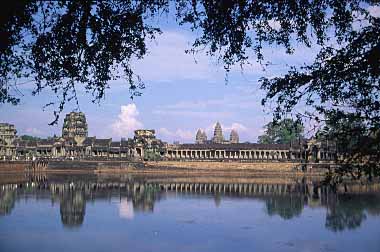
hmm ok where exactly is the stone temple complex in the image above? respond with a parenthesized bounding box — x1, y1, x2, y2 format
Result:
(196, 122, 240, 145)
(0, 112, 337, 164)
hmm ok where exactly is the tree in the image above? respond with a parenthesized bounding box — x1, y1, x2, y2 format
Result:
(258, 119, 304, 144)
(20, 135, 42, 141)
(176, 0, 380, 176)
(1, 1, 168, 124)
(2, 1, 379, 175)
(317, 114, 380, 179)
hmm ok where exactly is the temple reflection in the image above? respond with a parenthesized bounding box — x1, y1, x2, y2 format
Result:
(1, 174, 380, 231)
(0, 188, 16, 216)
(265, 195, 304, 220)
(119, 199, 134, 219)
(60, 190, 86, 228)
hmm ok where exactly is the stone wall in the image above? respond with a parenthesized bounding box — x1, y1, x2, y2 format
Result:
(145, 161, 299, 172)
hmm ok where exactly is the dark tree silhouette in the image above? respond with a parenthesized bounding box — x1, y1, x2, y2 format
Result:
(1, 1, 169, 123)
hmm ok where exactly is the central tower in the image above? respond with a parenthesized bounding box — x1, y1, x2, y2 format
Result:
(212, 122, 224, 143)
(62, 112, 88, 144)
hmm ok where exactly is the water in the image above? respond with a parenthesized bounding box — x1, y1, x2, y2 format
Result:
(1, 173, 380, 252)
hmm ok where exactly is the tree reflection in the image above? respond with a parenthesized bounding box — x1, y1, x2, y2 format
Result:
(325, 194, 380, 232)
(60, 190, 86, 228)
(0, 189, 16, 216)
(265, 195, 304, 220)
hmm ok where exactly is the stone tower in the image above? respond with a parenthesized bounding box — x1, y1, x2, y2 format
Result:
(201, 131, 207, 142)
(62, 112, 88, 144)
(0, 123, 17, 146)
(212, 122, 224, 143)
(230, 129, 239, 144)
(196, 129, 207, 144)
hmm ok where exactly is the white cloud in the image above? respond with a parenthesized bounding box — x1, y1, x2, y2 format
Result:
(132, 30, 264, 82)
(133, 31, 222, 82)
(157, 127, 194, 143)
(153, 92, 263, 121)
(368, 5, 380, 17)
(111, 104, 143, 138)
(226, 122, 249, 132)
(152, 110, 232, 119)
(23, 127, 45, 137)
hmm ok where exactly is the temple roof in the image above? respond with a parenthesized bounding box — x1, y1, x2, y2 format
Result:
(94, 138, 112, 146)
(110, 141, 121, 147)
(83, 137, 96, 145)
(38, 138, 57, 146)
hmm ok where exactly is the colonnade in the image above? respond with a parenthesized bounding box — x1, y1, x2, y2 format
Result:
(165, 148, 336, 162)
(166, 149, 298, 161)
(4, 180, 312, 197)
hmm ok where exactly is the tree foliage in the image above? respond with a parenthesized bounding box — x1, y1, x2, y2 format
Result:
(1, 0, 379, 175)
(1, 1, 168, 124)
(178, 0, 380, 176)
(19, 135, 42, 141)
(258, 118, 304, 144)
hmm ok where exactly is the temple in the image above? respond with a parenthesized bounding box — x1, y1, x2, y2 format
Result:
(166, 122, 335, 162)
(0, 112, 337, 163)
(62, 112, 88, 141)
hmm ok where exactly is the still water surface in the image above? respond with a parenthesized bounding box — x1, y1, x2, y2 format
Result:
(0, 174, 380, 252)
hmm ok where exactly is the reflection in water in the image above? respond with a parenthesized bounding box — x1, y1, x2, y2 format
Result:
(265, 195, 304, 220)
(60, 190, 86, 228)
(132, 186, 161, 213)
(0, 189, 15, 216)
(214, 193, 222, 207)
(1, 175, 380, 232)
(325, 194, 380, 232)
(119, 199, 134, 219)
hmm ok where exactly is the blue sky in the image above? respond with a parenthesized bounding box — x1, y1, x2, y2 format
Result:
(2, 6, 378, 143)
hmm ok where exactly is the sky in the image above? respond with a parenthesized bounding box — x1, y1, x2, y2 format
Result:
(1, 5, 378, 144)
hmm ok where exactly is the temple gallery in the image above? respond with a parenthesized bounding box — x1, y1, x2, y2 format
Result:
(0, 112, 337, 163)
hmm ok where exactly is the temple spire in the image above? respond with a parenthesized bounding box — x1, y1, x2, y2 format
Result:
(212, 122, 224, 143)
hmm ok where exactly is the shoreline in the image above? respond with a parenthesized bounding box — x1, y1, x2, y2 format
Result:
(0, 160, 331, 175)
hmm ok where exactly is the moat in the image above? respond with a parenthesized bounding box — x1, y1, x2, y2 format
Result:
(1, 173, 380, 252)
